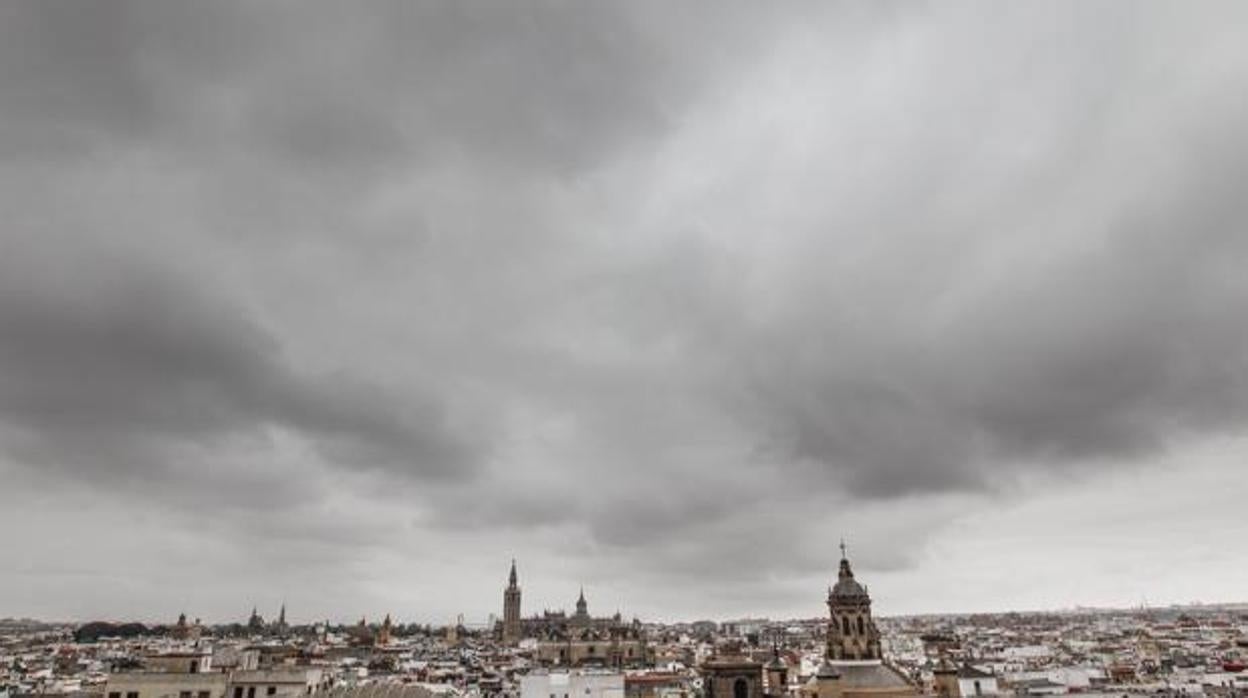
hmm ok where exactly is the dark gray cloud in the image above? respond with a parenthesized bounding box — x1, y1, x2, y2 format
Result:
(2, 1, 1248, 621)
(0, 236, 476, 492)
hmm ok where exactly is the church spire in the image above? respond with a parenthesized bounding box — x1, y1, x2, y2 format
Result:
(509, 558, 518, 588)
(575, 586, 588, 618)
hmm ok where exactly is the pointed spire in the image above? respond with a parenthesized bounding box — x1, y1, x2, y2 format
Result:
(509, 558, 518, 587)
(575, 586, 588, 617)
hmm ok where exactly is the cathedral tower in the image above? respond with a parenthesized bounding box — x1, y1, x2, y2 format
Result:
(574, 586, 589, 620)
(503, 559, 521, 644)
(825, 542, 882, 661)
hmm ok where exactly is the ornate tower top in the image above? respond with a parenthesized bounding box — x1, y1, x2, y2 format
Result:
(576, 586, 589, 617)
(509, 559, 518, 588)
(830, 543, 869, 601)
(825, 541, 882, 662)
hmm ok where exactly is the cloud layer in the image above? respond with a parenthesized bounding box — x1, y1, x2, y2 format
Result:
(3, 1, 1248, 622)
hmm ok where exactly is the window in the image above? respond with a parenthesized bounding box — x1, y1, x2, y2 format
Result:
(733, 678, 749, 698)
(181, 691, 192, 698)
(109, 692, 121, 698)
(841, 617, 850, 635)
(127, 692, 139, 698)
(248, 688, 257, 698)
(235, 688, 244, 698)
(974, 682, 982, 696)
(857, 617, 864, 634)
(199, 692, 210, 698)
(267, 689, 277, 696)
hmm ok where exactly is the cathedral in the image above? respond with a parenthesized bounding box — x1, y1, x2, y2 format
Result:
(498, 561, 653, 668)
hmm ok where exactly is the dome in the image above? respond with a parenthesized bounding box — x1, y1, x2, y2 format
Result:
(831, 576, 868, 599)
(829, 554, 870, 600)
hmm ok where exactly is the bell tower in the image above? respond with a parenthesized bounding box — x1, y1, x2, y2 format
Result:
(825, 541, 882, 661)
(503, 559, 521, 644)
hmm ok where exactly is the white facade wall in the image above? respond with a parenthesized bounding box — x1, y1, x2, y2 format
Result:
(105, 668, 325, 698)
(104, 671, 230, 698)
(521, 672, 624, 698)
(957, 677, 999, 696)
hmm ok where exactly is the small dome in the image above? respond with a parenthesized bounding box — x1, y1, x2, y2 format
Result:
(829, 554, 870, 599)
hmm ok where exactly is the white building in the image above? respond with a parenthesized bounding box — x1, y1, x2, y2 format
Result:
(226, 668, 329, 698)
(105, 668, 327, 698)
(520, 671, 624, 698)
(955, 666, 1000, 697)
(104, 670, 229, 698)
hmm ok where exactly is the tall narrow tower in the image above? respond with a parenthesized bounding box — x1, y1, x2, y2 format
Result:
(502, 559, 521, 645)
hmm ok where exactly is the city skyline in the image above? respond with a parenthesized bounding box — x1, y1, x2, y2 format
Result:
(11, 549, 1248, 627)
(4, 2, 1248, 624)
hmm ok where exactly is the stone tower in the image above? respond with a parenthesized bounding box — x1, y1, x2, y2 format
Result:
(575, 586, 589, 620)
(765, 646, 789, 698)
(378, 613, 393, 646)
(702, 644, 764, 698)
(825, 542, 882, 661)
(932, 651, 960, 698)
(503, 559, 521, 644)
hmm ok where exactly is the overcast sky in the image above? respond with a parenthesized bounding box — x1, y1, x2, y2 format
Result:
(3, 1, 1248, 626)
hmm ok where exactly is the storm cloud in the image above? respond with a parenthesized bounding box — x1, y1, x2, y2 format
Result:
(2, 1, 1248, 622)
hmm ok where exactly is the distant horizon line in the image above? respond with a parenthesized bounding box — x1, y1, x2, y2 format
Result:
(8, 598, 1247, 629)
